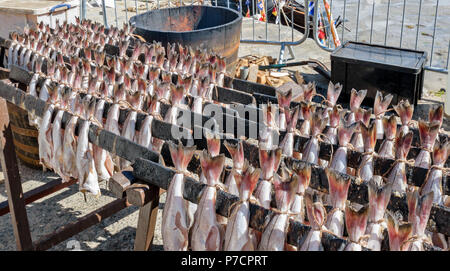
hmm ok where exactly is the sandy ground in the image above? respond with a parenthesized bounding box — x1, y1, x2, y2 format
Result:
(0, 0, 447, 251)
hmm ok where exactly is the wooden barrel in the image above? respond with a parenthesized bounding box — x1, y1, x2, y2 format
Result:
(6, 102, 40, 169)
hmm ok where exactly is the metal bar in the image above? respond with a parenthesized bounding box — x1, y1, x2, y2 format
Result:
(355, 0, 360, 42)
(384, 0, 390, 46)
(429, 0, 439, 66)
(415, 0, 422, 50)
(447, 40, 450, 69)
(146, 0, 149, 11)
(240, 0, 243, 39)
(0, 123, 33, 250)
(252, 0, 255, 40)
(291, 7, 293, 42)
(241, 0, 309, 46)
(33, 198, 130, 251)
(101, 0, 109, 28)
(114, 0, 119, 26)
(342, 0, 346, 41)
(312, 0, 334, 52)
(135, 0, 138, 15)
(265, 0, 268, 41)
(82, 0, 86, 20)
(278, 2, 281, 41)
(0, 178, 77, 216)
(124, 0, 128, 22)
(424, 65, 448, 74)
(370, 1, 375, 44)
(399, 0, 406, 47)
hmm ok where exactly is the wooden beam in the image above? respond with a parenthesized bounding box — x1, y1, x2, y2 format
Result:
(133, 186, 160, 251)
(108, 170, 136, 199)
(0, 123, 33, 250)
(33, 198, 130, 251)
(0, 178, 77, 216)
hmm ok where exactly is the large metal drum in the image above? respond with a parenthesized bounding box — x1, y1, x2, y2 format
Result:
(130, 6, 242, 71)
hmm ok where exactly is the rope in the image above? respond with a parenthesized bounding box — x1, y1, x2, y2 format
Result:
(423, 164, 450, 181)
(402, 234, 433, 249)
(375, 107, 395, 118)
(381, 158, 416, 179)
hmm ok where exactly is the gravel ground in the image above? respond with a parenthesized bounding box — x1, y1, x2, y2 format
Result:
(0, 158, 166, 251)
(0, 0, 447, 251)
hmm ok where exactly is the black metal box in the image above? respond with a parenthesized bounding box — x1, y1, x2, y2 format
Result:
(331, 41, 427, 106)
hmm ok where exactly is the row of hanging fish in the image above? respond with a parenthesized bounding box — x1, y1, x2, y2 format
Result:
(161, 134, 442, 251)
(8, 19, 448, 250)
(13, 19, 228, 199)
(252, 81, 448, 250)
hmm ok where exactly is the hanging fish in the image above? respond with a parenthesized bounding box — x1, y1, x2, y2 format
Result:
(388, 131, 413, 194)
(223, 162, 261, 251)
(191, 151, 225, 251)
(365, 176, 392, 251)
(300, 193, 328, 251)
(325, 168, 351, 237)
(161, 142, 196, 251)
(373, 91, 393, 140)
(258, 169, 298, 251)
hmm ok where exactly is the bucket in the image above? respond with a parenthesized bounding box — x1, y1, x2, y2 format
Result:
(6, 102, 40, 169)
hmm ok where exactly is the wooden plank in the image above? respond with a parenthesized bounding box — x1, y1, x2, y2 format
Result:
(108, 170, 135, 199)
(0, 178, 77, 216)
(133, 186, 160, 251)
(33, 198, 130, 251)
(0, 123, 32, 250)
